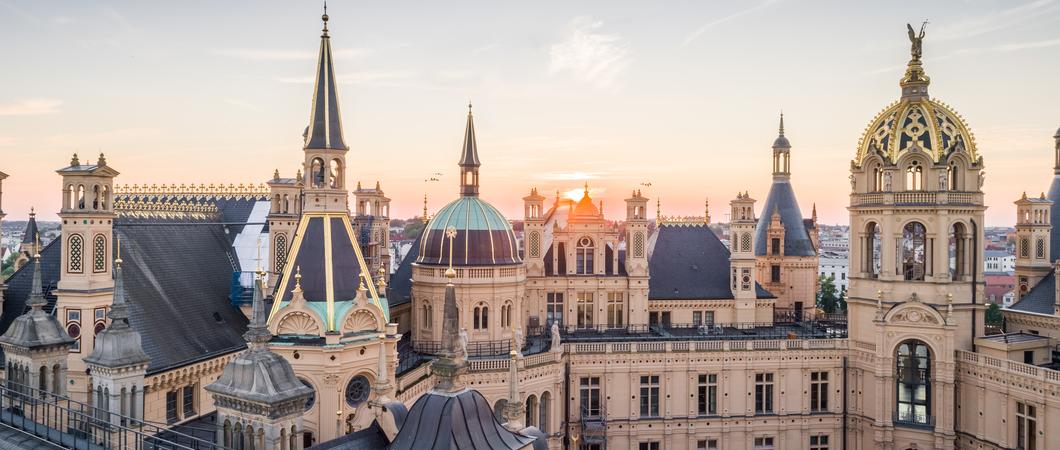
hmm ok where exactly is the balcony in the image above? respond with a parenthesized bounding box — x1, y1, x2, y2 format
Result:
(851, 190, 983, 207)
(892, 411, 935, 429)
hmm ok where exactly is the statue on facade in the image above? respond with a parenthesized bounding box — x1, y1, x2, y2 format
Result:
(550, 322, 562, 352)
(978, 170, 986, 189)
(849, 174, 856, 191)
(938, 170, 948, 191)
(907, 22, 927, 61)
(456, 328, 469, 360)
(883, 172, 893, 191)
(513, 327, 524, 357)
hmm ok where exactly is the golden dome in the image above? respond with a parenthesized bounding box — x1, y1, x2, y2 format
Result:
(855, 97, 978, 166)
(855, 25, 978, 166)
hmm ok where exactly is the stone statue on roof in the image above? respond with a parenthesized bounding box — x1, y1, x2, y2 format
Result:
(907, 22, 927, 61)
(550, 322, 562, 353)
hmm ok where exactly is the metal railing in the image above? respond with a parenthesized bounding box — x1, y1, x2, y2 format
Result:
(412, 339, 513, 357)
(0, 380, 227, 450)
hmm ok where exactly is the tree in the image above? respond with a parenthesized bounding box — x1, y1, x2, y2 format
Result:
(817, 274, 842, 314)
(1, 252, 16, 279)
(985, 303, 1003, 326)
(402, 218, 426, 241)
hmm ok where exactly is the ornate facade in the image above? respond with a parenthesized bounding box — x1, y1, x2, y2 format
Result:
(5, 16, 1060, 450)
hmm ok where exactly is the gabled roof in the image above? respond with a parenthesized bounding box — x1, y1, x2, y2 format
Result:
(648, 224, 772, 300)
(1009, 271, 1056, 315)
(754, 180, 816, 257)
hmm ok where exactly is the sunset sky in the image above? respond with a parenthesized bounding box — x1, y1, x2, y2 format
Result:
(1, 0, 1059, 226)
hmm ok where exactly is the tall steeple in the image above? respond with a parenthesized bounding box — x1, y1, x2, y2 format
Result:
(304, 6, 347, 151)
(772, 112, 791, 179)
(459, 103, 481, 196)
(432, 228, 467, 392)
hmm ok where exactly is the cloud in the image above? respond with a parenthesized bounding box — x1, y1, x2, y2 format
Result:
(536, 171, 609, 181)
(682, 0, 780, 46)
(865, 37, 1060, 74)
(930, 0, 1058, 41)
(0, 99, 63, 116)
(213, 48, 373, 61)
(548, 17, 631, 90)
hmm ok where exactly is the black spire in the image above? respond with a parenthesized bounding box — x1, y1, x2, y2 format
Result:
(459, 103, 481, 196)
(304, 7, 347, 150)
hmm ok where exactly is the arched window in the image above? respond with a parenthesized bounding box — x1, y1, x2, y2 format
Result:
(949, 223, 966, 279)
(901, 222, 927, 281)
(68, 234, 84, 273)
(101, 185, 109, 210)
(873, 164, 883, 192)
(539, 391, 551, 433)
(905, 161, 923, 191)
(52, 365, 60, 394)
(741, 233, 751, 252)
(1020, 238, 1030, 258)
(275, 234, 288, 272)
(223, 420, 233, 448)
(948, 163, 960, 190)
(77, 185, 86, 209)
(576, 237, 595, 274)
(282, 193, 290, 213)
(1036, 238, 1046, 259)
(330, 159, 342, 189)
(92, 185, 100, 210)
(290, 425, 297, 450)
(896, 340, 931, 425)
(93, 234, 107, 273)
(474, 304, 489, 330)
(310, 157, 326, 188)
(525, 394, 537, 427)
(246, 425, 255, 450)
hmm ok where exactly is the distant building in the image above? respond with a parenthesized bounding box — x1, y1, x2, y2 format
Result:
(985, 249, 1016, 272)
(819, 253, 848, 293)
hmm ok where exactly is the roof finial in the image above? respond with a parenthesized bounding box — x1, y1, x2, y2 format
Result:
(778, 111, 785, 137)
(583, 181, 589, 197)
(321, 1, 329, 35)
(468, 100, 473, 116)
(423, 193, 429, 219)
(71, 152, 80, 166)
(26, 253, 45, 310)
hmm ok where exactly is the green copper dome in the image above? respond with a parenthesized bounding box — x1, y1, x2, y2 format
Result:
(418, 196, 520, 266)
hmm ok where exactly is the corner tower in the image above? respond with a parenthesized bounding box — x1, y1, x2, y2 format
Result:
(1014, 192, 1052, 300)
(754, 115, 819, 315)
(730, 192, 758, 325)
(846, 24, 985, 450)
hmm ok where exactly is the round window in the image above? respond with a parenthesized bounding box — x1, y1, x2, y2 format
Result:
(66, 323, 81, 339)
(345, 375, 370, 408)
(299, 378, 316, 411)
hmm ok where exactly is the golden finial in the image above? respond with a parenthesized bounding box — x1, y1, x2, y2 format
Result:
(115, 235, 123, 265)
(294, 266, 303, 290)
(445, 226, 458, 278)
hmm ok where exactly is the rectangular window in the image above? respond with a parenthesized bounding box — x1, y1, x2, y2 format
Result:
(607, 292, 624, 328)
(546, 292, 564, 327)
(576, 292, 594, 329)
(770, 265, 781, 283)
(182, 385, 196, 418)
(1017, 402, 1037, 450)
(640, 375, 660, 417)
(811, 371, 829, 411)
(166, 391, 178, 424)
(638, 443, 660, 450)
(755, 373, 774, 414)
(697, 439, 718, 450)
(771, 238, 781, 255)
(810, 435, 829, 450)
(703, 311, 714, 326)
(754, 437, 775, 450)
(67, 310, 81, 322)
(94, 308, 106, 322)
(698, 374, 718, 415)
(579, 377, 601, 418)
(693, 311, 702, 326)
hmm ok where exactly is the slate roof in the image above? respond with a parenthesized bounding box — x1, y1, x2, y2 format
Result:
(308, 421, 390, 450)
(754, 180, 817, 257)
(387, 232, 422, 308)
(21, 215, 38, 244)
(419, 197, 520, 267)
(648, 225, 772, 300)
(389, 389, 536, 450)
(0, 214, 251, 374)
(1008, 271, 1056, 315)
(1048, 175, 1060, 260)
(304, 15, 347, 151)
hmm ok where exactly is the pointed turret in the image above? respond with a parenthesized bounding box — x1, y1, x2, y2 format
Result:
(84, 254, 149, 368)
(304, 9, 347, 151)
(772, 112, 790, 149)
(459, 103, 481, 196)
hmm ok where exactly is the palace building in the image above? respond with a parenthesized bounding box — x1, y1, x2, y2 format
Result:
(2, 11, 1060, 450)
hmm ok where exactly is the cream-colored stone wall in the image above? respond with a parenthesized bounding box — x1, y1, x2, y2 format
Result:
(412, 264, 525, 345)
(141, 352, 235, 426)
(756, 255, 819, 311)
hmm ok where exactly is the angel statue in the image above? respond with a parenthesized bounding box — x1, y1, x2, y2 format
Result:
(907, 22, 927, 61)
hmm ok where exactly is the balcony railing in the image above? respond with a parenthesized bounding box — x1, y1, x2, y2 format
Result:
(851, 190, 982, 207)
(893, 411, 935, 428)
(0, 380, 226, 449)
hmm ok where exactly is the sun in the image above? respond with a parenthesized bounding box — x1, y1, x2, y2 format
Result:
(563, 188, 585, 201)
